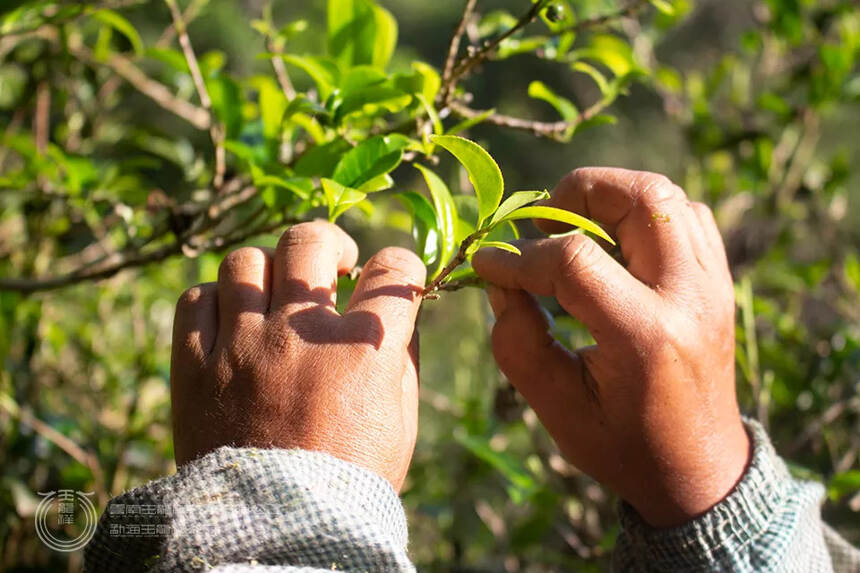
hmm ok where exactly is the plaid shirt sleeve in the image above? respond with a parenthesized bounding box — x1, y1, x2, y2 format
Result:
(613, 419, 860, 572)
(84, 421, 859, 572)
(83, 448, 415, 572)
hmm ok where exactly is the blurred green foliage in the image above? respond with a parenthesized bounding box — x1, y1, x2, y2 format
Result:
(0, 0, 857, 570)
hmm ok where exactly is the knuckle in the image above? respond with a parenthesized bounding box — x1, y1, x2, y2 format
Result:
(634, 172, 684, 209)
(563, 167, 597, 193)
(557, 234, 599, 276)
(220, 247, 266, 275)
(691, 201, 714, 219)
(368, 247, 426, 283)
(278, 221, 336, 249)
(176, 283, 213, 309)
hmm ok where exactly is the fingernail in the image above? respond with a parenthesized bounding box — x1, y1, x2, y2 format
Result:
(486, 285, 508, 319)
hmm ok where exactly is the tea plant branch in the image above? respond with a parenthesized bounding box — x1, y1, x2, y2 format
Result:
(0, 211, 300, 294)
(0, 392, 107, 503)
(438, 0, 478, 105)
(548, 0, 651, 37)
(156, 0, 208, 48)
(166, 0, 226, 188)
(423, 228, 487, 295)
(449, 89, 617, 140)
(71, 43, 211, 130)
(268, 39, 297, 100)
(445, 0, 551, 95)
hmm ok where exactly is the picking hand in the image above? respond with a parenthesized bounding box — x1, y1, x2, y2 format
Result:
(170, 221, 425, 490)
(473, 168, 749, 527)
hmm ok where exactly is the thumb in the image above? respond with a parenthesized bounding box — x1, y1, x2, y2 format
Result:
(474, 234, 660, 347)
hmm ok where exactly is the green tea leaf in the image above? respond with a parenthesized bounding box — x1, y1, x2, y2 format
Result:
(411, 61, 441, 103)
(321, 177, 367, 221)
(370, 3, 397, 69)
(528, 81, 578, 121)
(571, 61, 610, 95)
(398, 191, 439, 265)
(455, 429, 536, 500)
(89, 8, 144, 56)
(497, 206, 615, 244)
(334, 86, 412, 122)
(478, 240, 521, 255)
(570, 35, 639, 79)
(327, 0, 397, 69)
(415, 164, 457, 279)
(339, 65, 387, 92)
(357, 173, 394, 192)
(294, 138, 352, 177)
(445, 108, 496, 136)
(649, 0, 675, 16)
(828, 470, 860, 501)
(281, 54, 340, 99)
(332, 134, 409, 188)
(430, 134, 503, 227)
(489, 190, 550, 226)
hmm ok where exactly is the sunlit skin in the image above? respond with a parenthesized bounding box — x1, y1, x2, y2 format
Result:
(171, 167, 749, 528)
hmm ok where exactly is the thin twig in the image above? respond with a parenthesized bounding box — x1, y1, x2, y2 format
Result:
(449, 91, 616, 140)
(33, 82, 50, 154)
(0, 392, 107, 503)
(447, 0, 550, 89)
(268, 39, 297, 100)
(438, 0, 477, 105)
(548, 0, 650, 38)
(423, 229, 487, 295)
(71, 43, 211, 130)
(156, 0, 207, 48)
(0, 215, 298, 294)
(165, 0, 226, 188)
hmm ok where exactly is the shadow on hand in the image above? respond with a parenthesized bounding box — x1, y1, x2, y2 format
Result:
(266, 278, 422, 351)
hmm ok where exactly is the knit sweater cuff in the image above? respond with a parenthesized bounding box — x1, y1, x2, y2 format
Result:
(83, 448, 413, 572)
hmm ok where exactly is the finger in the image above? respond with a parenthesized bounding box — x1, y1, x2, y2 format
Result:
(536, 167, 700, 287)
(172, 283, 218, 363)
(691, 202, 730, 273)
(217, 247, 273, 336)
(691, 202, 734, 296)
(486, 287, 599, 439)
(473, 234, 659, 343)
(270, 221, 359, 312)
(344, 247, 426, 354)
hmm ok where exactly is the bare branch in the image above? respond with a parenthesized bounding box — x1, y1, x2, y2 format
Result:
(443, 0, 650, 98)
(33, 81, 50, 154)
(447, 0, 550, 92)
(438, 0, 477, 105)
(449, 92, 616, 140)
(548, 0, 651, 37)
(423, 229, 487, 296)
(165, 0, 226, 188)
(0, 392, 107, 502)
(0, 214, 297, 295)
(72, 43, 211, 130)
(156, 0, 208, 48)
(268, 39, 297, 100)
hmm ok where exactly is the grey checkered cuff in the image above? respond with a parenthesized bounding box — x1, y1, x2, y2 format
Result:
(613, 419, 833, 572)
(83, 447, 414, 572)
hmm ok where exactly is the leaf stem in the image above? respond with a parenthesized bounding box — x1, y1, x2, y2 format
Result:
(165, 0, 226, 188)
(423, 228, 487, 296)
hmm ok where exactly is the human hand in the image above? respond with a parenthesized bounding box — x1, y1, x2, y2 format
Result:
(472, 168, 749, 527)
(170, 221, 425, 490)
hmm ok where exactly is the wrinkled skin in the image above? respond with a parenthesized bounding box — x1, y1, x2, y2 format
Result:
(472, 167, 749, 527)
(170, 167, 749, 526)
(170, 221, 425, 491)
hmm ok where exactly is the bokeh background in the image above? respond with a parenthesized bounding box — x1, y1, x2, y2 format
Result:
(0, 0, 858, 571)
